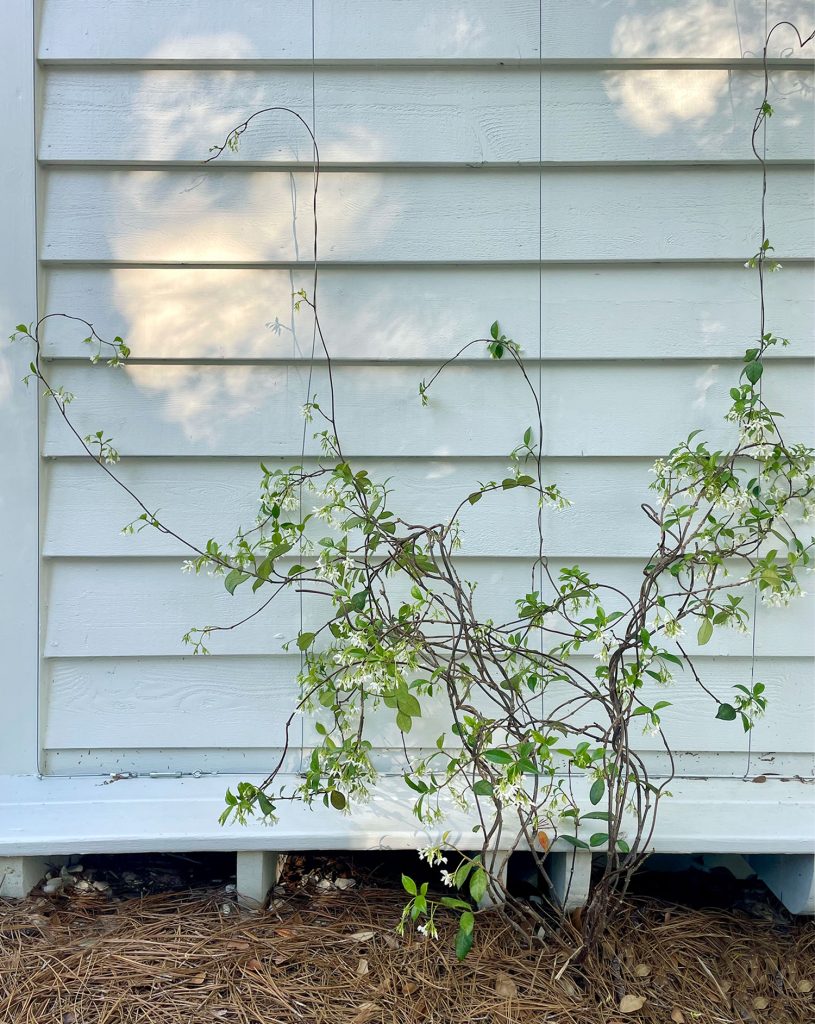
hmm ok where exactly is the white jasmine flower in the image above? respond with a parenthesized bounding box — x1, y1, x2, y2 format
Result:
(417, 845, 447, 867)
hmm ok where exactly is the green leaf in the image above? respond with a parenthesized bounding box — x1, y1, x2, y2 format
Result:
(581, 811, 610, 821)
(256, 791, 276, 817)
(473, 780, 494, 797)
(454, 860, 475, 888)
(455, 926, 474, 961)
(467, 491, 482, 505)
(401, 874, 417, 896)
(224, 569, 250, 595)
(397, 692, 422, 718)
(349, 590, 368, 611)
(396, 711, 413, 733)
(440, 896, 471, 911)
(523, 426, 533, 446)
(589, 778, 605, 806)
(469, 869, 487, 903)
(297, 631, 316, 651)
(616, 839, 630, 854)
(560, 835, 590, 851)
(460, 911, 474, 935)
(490, 321, 500, 341)
(589, 832, 608, 848)
(715, 703, 737, 721)
(330, 790, 347, 810)
(697, 619, 714, 646)
(744, 360, 764, 384)
(483, 749, 513, 765)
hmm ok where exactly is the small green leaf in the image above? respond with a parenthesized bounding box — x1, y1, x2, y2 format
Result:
(589, 778, 605, 806)
(256, 791, 276, 817)
(401, 874, 417, 896)
(560, 835, 590, 851)
(473, 780, 494, 797)
(716, 703, 737, 721)
(469, 868, 487, 903)
(396, 711, 413, 733)
(397, 692, 422, 718)
(616, 839, 630, 854)
(297, 631, 316, 651)
(467, 491, 483, 505)
(349, 590, 368, 611)
(589, 832, 608, 848)
(460, 911, 474, 935)
(697, 619, 714, 645)
(455, 925, 474, 960)
(744, 361, 763, 384)
(440, 896, 471, 911)
(490, 321, 500, 341)
(329, 790, 347, 811)
(483, 749, 513, 765)
(454, 860, 475, 888)
(224, 569, 250, 595)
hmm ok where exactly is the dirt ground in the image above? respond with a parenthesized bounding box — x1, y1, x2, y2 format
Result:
(1, 858, 813, 1024)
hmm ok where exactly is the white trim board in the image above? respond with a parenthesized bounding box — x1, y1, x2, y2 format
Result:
(0, 0, 39, 775)
(0, 773, 812, 858)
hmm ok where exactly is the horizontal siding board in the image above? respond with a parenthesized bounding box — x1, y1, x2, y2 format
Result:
(42, 457, 661, 560)
(41, 454, 813, 562)
(39, 0, 314, 62)
(40, 167, 815, 263)
(42, 655, 813, 754)
(38, 748, 814, 778)
(539, 1, 814, 60)
(39, 1, 814, 61)
(39, 67, 814, 165)
(42, 360, 815, 457)
(40, 0, 539, 61)
(43, 557, 815, 659)
(40, 264, 815, 362)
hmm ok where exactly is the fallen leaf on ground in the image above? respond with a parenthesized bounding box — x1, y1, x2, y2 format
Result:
(348, 930, 375, 941)
(797, 980, 812, 993)
(619, 994, 647, 1013)
(495, 972, 517, 998)
(357, 958, 369, 976)
(670, 1011, 685, 1024)
(350, 1001, 379, 1024)
(752, 996, 769, 1010)
(245, 959, 263, 971)
(634, 964, 651, 978)
(187, 972, 207, 986)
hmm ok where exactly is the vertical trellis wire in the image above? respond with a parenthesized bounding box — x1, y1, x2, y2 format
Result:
(296, 0, 320, 776)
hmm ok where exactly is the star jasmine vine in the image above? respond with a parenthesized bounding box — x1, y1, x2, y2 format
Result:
(8, 22, 814, 959)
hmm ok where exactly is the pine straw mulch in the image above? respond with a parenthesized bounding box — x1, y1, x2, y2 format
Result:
(1, 887, 813, 1024)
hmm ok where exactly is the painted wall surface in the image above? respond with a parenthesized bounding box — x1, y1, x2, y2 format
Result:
(9, 1, 815, 782)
